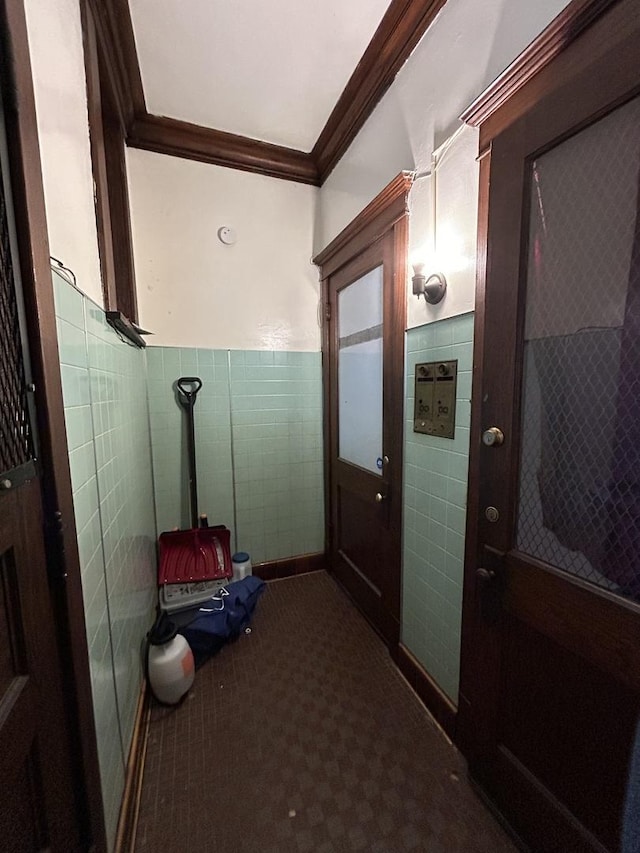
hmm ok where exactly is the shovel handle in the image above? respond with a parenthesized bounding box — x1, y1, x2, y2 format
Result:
(176, 377, 202, 529)
(176, 376, 202, 404)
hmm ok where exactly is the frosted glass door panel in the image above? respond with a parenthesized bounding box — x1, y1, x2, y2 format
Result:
(516, 94, 640, 600)
(338, 266, 383, 475)
(339, 266, 383, 337)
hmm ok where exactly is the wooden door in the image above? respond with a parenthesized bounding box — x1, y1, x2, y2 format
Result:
(459, 13, 640, 853)
(0, 103, 81, 851)
(323, 211, 406, 645)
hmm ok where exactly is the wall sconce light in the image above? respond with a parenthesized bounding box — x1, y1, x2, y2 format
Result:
(412, 262, 447, 305)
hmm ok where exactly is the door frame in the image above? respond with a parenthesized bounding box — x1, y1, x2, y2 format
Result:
(1, 0, 105, 849)
(457, 0, 640, 842)
(314, 172, 412, 644)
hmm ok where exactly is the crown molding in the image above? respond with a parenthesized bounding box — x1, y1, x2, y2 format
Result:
(460, 0, 618, 128)
(311, 0, 447, 184)
(87, 0, 145, 129)
(313, 171, 413, 275)
(127, 114, 319, 185)
(90, 0, 447, 186)
(83, 0, 622, 184)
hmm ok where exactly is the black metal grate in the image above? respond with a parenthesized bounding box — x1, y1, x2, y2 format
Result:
(0, 157, 33, 477)
(516, 94, 640, 600)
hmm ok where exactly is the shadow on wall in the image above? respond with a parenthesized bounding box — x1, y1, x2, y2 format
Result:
(314, 0, 570, 254)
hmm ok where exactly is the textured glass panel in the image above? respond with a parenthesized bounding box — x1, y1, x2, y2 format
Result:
(338, 266, 383, 474)
(517, 95, 640, 600)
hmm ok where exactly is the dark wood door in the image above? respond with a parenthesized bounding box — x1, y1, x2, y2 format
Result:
(0, 112, 81, 851)
(460, 19, 640, 853)
(0, 474, 81, 851)
(326, 227, 406, 644)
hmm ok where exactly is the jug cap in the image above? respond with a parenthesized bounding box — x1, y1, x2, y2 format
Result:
(232, 552, 250, 563)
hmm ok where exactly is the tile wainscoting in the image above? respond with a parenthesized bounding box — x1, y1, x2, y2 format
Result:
(54, 271, 157, 849)
(402, 313, 474, 703)
(147, 347, 324, 565)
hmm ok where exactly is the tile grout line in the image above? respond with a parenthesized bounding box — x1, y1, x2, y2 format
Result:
(227, 349, 239, 555)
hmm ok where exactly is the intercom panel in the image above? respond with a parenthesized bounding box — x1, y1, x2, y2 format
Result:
(413, 360, 458, 439)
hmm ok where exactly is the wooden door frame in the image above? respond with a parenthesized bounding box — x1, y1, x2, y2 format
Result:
(1, 0, 106, 849)
(313, 173, 412, 642)
(457, 0, 638, 765)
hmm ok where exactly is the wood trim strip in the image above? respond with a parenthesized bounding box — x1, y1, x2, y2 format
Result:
(127, 114, 320, 185)
(460, 0, 618, 128)
(1, 0, 106, 847)
(385, 215, 409, 624)
(313, 171, 413, 275)
(312, 0, 447, 183)
(91, 0, 447, 185)
(81, 0, 118, 313)
(456, 146, 496, 762)
(87, 0, 145, 129)
(253, 552, 327, 582)
(115, 681, 151, 853)
(393, 643, 457, 740)
(506, 553, 640, 695)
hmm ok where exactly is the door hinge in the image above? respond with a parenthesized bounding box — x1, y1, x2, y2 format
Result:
(325, 302, 331, 322)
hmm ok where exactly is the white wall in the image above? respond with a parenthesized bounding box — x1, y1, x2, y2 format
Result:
(407, 125, 480, 328)
(315, 0, 571, 326)
(127, 148, 321, 350)
(24, 0, 103, 304)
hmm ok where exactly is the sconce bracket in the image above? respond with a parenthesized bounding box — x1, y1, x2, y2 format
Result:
(423, 272, 447, 304)
(412, 271, 447, 305)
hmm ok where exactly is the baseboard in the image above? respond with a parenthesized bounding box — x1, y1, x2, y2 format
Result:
(114, 679, 151, 853)
(253, 551, 327, 581)
(393, 642, 457, 741)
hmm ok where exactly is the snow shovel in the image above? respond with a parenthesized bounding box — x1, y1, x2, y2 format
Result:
(157, 376, 232, 586)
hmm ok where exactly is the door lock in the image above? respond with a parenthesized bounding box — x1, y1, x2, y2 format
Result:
(482, 427, 504, 447)
(485, 506, 500, 523)
(476, 567, 496, 585)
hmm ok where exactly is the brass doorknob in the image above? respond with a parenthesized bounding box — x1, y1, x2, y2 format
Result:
(375, 492, 385, 503)
(482, 427, 504, 447)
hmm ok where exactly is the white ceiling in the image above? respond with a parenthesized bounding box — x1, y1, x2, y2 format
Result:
(129, 0, 392, 152)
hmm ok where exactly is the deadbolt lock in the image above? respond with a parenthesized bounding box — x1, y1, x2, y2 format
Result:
(485, 506, 500, 523)
(482, 427, 505, 447)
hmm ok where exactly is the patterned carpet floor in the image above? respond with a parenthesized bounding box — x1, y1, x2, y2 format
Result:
(135, 571, 517, 852)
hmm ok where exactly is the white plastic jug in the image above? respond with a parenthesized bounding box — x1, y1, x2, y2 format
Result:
(147, 614, 195, 705)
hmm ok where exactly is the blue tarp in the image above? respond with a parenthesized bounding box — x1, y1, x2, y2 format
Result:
(171, 576, 266, 666)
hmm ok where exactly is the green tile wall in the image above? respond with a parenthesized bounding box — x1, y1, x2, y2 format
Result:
(147, 348, 324, 564)
(54, 271, 157, 851)
(402, 312, 474, 703)
(230, 350, 324, 562)
(147, 347, 234, 535)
